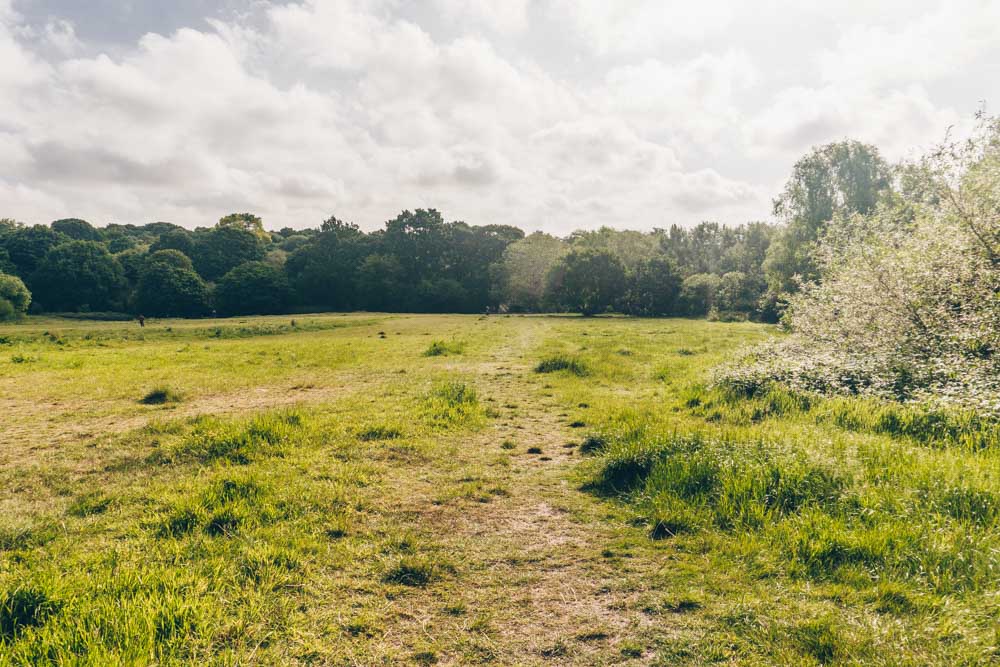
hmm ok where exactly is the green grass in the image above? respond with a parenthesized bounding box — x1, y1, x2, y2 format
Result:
(1, 312, 998, 664)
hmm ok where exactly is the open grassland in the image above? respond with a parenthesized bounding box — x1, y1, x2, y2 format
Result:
(1, 314, 997, 665)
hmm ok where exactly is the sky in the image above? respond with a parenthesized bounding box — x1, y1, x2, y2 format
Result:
(1, 0, 997, 234)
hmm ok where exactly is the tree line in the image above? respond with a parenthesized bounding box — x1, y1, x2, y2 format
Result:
(0, 140, 893, 321)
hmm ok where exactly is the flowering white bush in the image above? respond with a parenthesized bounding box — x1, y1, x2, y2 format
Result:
(718, 116, 1000, 417)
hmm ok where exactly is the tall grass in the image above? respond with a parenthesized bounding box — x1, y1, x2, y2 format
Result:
(589, 423, 1000, 594)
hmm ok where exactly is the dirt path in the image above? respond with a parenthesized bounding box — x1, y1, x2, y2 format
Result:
(374, 322, 677, 665)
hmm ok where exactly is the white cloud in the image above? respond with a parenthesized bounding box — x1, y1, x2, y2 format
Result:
(0, 0, 995, 232)
(429, 0, 530, 34)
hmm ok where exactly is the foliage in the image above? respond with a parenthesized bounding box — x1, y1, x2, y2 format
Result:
(765, 140, 892, 293)
(30, 241, 126, 312)
(191, 226, 264, 282)
(0, 273, 31, 317)
(1, 225, 66, 278)
(492, 232, 567, 311)
(149, 229, 195, 256)
(678, 273, 720, 317)
(134, 263, 211, 318)
(546, 249, 626, 315)
(723, 117, 1000, 416)
(621, 257, 682, 316)
(50, 218, 101, 241)
(218, 212, 269, 242)
(146, 249, 194, 272)
(214, 261, 292, 316)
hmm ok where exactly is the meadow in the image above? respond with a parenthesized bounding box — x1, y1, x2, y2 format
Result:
(1, 313, 997, 665)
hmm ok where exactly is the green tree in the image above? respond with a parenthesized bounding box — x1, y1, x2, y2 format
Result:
(679, 273, 721, 317)
(191, 227, 264, 281)
(2, 225, 67, 278)
(214, 262, 292, 316)
(285, 220, 367, 310)
(51, 218, 101, 241)
(547, 249, 626, 315)
(715, 271, 766, 316)
(0, 273, 31, 319)
(150, 229, 195, 256)
(570, 227, 660, 272)
(0, 247, 15, 275)
(116, 247, 149, 288)
(356, 254, 406, 311)
(765, 140, 892, 293)
(218, 212, 269, 242)
(621, 256, 682, 316)
(493, 232, 567, 311)
(0, 218, 22, 243)
(146, 249, 194, 271)
(30, 241, 126, 312)
(134, 263, 210, 318)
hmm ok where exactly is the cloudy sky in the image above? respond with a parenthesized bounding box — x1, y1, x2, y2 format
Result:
(1, 0, 997, 233)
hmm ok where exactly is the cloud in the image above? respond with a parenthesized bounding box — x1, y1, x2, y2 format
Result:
(0, 0, 994, 233)
(430, 0, 530, 34)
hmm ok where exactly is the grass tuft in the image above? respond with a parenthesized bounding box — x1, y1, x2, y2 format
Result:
(423, 340, 465, 357)
(534, 355, 589, 376)
(139, 385, 183, 405)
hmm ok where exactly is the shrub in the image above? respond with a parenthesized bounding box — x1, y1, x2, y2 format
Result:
(214, 261, 292, 317)
(0, 273, 30, 318)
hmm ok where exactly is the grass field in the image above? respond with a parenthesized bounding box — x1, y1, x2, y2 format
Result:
(1, 314, 997, 665)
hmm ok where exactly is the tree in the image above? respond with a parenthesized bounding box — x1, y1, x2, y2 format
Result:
(546, 249, 626, 315)
(723, 115, 1000, 415)
(621, 256, 682, 316)
(0, 218, 19, 236)
(2, 225, 66, 278)
(415, 278, 469, 313)
(570, 227, 660, 272)
(0, 273, 31, 319)
(116, 247, 148, 288)
(356, 254, 406, 311)
(0, 247, 15, 275)
(150, 229, 195, 256)
(765, 140, 892, 293)
(493, 232, 567, 311)
(134, 263, 210, 318)
(218, 212, 269, 242)
(284, 220, 367, 310)
(191, 227, 264, 281)
(51, 218, 101, 241)
(146, 249, 194, 272)
(214, 262, 292, 316)
(382, 209, 447, 283)
(678, 273, 721, 317)
(30, 241, 126, 312)
(715, 271, 766, 316)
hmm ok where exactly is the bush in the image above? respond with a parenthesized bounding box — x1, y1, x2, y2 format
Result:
(134, 263, 210, 318)
(0, 273, 31, 318)
(30, 241, 127, 312)
(213, 262, 292, 316)
(726, 117, 1000, 417)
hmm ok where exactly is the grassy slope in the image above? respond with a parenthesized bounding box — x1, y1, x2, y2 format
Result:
(0, 314, 995, 665)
